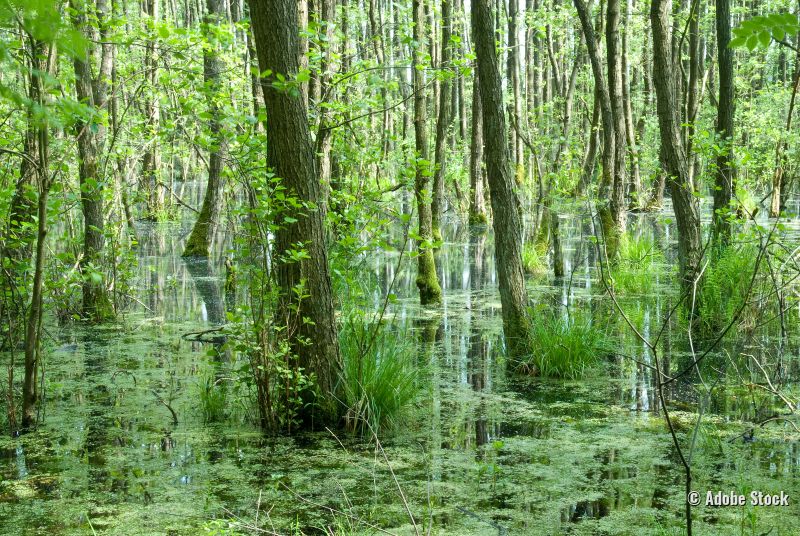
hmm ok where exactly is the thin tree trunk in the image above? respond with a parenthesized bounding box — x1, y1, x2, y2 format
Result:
(606, 0, 628, 233)
(413, 0, 442, 304)
(713, 0, 734, 244)
(184, 0, 227, 257)
(432, 0, 454, 241)
(469, 71, 487, 224)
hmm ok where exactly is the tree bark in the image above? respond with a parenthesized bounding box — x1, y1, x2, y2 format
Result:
(184, 0, 227, 257)
(432, 0, 454, 241)
(573, 0, 615, 198)
(249, 0, 342, 425)
(713, 0, 734, 244)
(143, 0, 165, 218)
(469, 71, 487, 224)
(413, 0, 443, 304)
(605, 0, 628, 232)
(71, 0, 113, 321)
(472, 0, 531, 360)
(651, 0, 702, 290)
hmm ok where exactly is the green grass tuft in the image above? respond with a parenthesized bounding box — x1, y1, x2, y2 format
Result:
(516, 308, 610, 379)
(339, 320, 421, 435)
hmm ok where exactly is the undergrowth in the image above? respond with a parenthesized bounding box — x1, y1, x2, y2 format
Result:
(516, 307, 610, 379)
(339, 319, 421, 435)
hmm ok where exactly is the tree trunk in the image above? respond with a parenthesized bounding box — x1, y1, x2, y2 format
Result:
(249, 0, 342, 425)
(606, 0, 628, 233)
(184, 0, 227, 257)
(71, 0, 113, 321)
(472, 0, 531, 360)
(713, 0, 734, 244)
(573, 0, 615, 198)
(143, 0, 165, 218)
(651, 0, 702, 291)
(413, 0, 443, 304)
(469, 72, 487, 224)
(21, 37, 51, 430)
(432, 0, 454, 241)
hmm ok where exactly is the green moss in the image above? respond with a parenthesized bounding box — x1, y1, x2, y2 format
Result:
(416, 250, 442, 305)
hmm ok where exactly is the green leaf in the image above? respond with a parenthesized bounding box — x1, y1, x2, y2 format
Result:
(729, 36, 747, 48)
(758, 30, 771, 47)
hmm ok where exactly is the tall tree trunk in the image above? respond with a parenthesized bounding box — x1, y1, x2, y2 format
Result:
(184, 0, 227, 257)
(573, 0, 615, 198)
(713, 0, 734, 244)
(621, 0, 641, 204)
(605, 0, 627, 233)
(432, 0, 454, 241)
(143, 0, 165, 218)
(472, 0, 531, 360)
(651, 0, 702, 291)
(413, 0, 443, 304)
(21, 37, 51, 430)
(249, 0, 342, 425)
(469, 72, 488, 224)
(71, 0, 113, 321)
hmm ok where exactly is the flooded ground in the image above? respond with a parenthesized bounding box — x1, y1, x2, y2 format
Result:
(2, 204, 800, 535)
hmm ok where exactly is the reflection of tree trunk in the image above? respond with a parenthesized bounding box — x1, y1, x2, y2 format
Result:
(468, 229, 488, 447)
(185, 259, 225, 325)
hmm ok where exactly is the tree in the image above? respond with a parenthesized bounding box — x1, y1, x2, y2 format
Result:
(431, 0, 454, 241)
(713, 0, 734, 245)
(651, 0, 702, 290)
(413, 0, 443, 305)
(472, 0, 531, 360)
(70, 0, 113, 321)
(183, 0, 227, 257)
(248, 0, 342, 424)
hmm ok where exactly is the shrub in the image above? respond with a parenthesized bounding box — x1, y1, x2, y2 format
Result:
(517, 308, 610, 379)
(339, 320, 420, 435)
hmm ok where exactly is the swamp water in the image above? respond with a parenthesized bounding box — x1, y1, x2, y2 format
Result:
(2, 207, 800, 535)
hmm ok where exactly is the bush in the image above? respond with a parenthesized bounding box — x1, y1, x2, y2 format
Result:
(339, 320, 421, 435)
(517, 308, 610, 379)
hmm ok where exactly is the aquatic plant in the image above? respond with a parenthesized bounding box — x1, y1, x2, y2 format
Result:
(609, 233, 666, 294)
(697, 244, 762, 334)
(521, 241, 547, 276)
(516, 308, 611, 379)
(339, 320, 420, 435)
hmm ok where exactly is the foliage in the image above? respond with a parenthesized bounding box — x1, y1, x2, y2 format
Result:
(521, 241, 547, 276)
(697, 244, 762, 335)
(516, 307, 610, 379)
(339, 319, 420, 435)
(609, 233, 667, 294)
